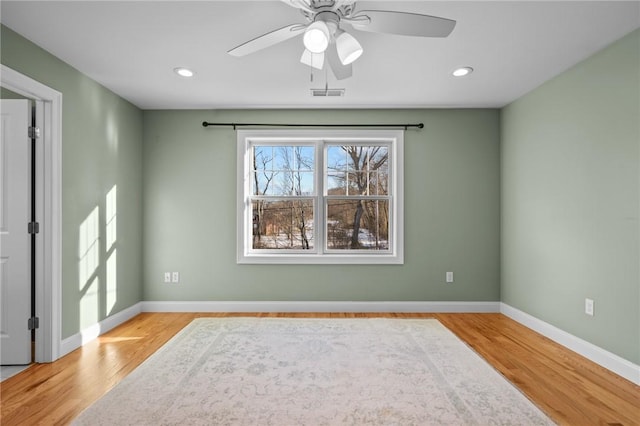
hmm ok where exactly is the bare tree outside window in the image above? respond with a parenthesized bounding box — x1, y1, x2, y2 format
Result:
(251, 145, 314, 250)
(252, 147, 274, 247)
(278, 146, 313, 249)
(326, 145, 390, 250)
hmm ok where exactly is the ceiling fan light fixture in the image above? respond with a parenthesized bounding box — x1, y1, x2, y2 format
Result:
(452, 67, 474, 77)
(303, 21, 330, 53)
(300, 49, 325, 70)
(335, 30, 363, 65)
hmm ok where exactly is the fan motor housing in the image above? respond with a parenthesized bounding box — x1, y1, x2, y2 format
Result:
(314, 10, 340, 33)
(302, 1, 354, 21)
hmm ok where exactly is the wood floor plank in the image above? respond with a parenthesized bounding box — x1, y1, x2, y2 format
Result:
(1, 313, 638, 425)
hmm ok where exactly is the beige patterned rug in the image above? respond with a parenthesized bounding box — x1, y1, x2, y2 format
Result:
(73, 318, 554, 425)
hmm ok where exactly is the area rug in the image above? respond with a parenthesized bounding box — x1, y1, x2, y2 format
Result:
(73, 318, 554, 425)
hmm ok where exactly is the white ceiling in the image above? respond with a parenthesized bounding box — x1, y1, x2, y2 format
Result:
(1, 1, 638, 109)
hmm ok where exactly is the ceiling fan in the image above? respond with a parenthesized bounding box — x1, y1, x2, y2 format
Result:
(227, 0, 456, 80)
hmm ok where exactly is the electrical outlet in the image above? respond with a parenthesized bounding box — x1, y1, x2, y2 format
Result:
(172, 272, 180, 283)
(585, 298, 594, 316)
(446, 272, 454, 283)
(164, 272, 171, 283)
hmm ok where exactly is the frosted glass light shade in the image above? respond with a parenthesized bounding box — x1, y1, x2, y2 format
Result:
(336, 31, 363, 65)
(300, 49, 325, 70)
(303, 21, 330, 53)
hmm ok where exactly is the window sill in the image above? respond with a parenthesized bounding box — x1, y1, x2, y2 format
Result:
(237, 253, 404, 265)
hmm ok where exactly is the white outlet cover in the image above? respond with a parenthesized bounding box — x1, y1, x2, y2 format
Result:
(172, 272, 180, 283)
(585, 298, 594, 316)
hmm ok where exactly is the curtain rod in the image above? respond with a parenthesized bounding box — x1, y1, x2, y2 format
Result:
(202, 122, 424, 130)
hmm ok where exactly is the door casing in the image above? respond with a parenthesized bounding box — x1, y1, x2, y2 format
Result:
(1, 64, 62, 363)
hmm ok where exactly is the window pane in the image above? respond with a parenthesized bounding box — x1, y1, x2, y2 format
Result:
(326, 146, 389, 196)
(327, 146, 347, 171)
(295, 146, 314, 171)
(253, 146, 273, 172)
(294, 171, 314, 195)
(369, 146, 389, 168)
(272, 146, 315, 171)
(253, 172, 276, 195)
(274, 146, 293, 170)
(253, 145, 314, 195)
(326, 200, 389, 250)
(351, 171, 368, 195)
(369, 169, 389, 196)
(267, 171, 313, 196)
(327, 172, 346, 195)
(252, 199, 314, 250)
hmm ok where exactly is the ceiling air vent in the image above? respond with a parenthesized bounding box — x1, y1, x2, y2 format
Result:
(311, 88, 345, 97)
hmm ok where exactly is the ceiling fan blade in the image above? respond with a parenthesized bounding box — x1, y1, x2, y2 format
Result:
(326, 44, 353, 80)
(349, 10, 456, 38)
(228, 24, 306, 57)
(279, 0, 314, 14)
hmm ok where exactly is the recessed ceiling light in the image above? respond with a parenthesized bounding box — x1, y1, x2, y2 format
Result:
(452, 67, 473, 77)
(174, 67, 195, 78)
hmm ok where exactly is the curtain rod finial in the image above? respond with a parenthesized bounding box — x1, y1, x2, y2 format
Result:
(202, 121, 209, 127)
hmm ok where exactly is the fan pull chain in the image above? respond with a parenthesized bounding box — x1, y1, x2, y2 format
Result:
(324, 62, 329, 86)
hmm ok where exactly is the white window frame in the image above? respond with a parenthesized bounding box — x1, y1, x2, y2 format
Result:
(237, 129, 404, 264)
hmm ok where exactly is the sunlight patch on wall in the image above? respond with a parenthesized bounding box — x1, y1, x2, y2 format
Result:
(106, 186, 117, 251)
(78, 206, 99, 288)
(106, 251, 117, 315)
(106, 185, 117, 314)
(79, 206, 100, 329)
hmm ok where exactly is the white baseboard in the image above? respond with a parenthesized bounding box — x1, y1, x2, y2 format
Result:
(60, 302, 142, 358)
(141, 300, 501, 313)
(500, 303, 640, 386)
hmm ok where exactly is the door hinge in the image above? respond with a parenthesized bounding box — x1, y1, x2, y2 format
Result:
(28, 126, 41, 139)
(28, 222, 40, 234)
(28, 317, 39, 330)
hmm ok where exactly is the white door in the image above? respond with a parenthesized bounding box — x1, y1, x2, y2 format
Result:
(0, 99, 32, 365)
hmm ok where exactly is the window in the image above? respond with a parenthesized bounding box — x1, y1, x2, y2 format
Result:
(237, 130, 403, 264)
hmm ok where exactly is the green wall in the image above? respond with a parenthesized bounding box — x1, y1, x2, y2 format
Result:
(142, 109, 501, 302)
(1, 25, 144, 339)
(501, 29, 640, 363)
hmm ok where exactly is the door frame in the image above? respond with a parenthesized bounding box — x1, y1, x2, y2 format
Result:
(1, 64, 62, 363)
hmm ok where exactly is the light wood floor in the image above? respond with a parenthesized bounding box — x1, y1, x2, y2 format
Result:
(1, 313, 638, 425)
